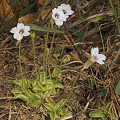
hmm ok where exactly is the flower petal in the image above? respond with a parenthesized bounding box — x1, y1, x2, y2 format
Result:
(96, 60, 105, 65)
(22, 31, 30, 36)
(52, 8, 67, 22)
(98, 54, 106, 60)
(14, 32, 23, 41)
(10, 27, 18, 33)
(58, 3, 74, 16)
(55, 20, 63, 26)
(91, 47, 99, 57)
(24, 26, 30, 31)
(17, 23, 24, 29)
(66, 9, 74, 16)
(96, 54, 106, 64)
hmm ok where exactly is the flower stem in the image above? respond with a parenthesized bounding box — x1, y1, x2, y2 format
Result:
(55, 55, 69, 82)
(32, 35, 38, 78)
(48, 27, 56, 79)
(19, 41, 23, 81)
(43, 21, 50, 91)
(43, 21, 50, 74)
(61, 67, 85, 107)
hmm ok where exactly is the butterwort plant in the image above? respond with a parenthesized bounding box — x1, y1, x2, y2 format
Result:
(10, 22, 70, 120)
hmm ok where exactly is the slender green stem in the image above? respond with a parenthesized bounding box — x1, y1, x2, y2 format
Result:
(48, 27, 57, 79)
(55, 55, 69, 82)
(90, 67, 97, 86)
(47, 52, 51, 79)
(43, 21, 50, 91)
(98, 22, 105, 54)
(59, 55, 68, 70)
(61, 67, 85, 107)
(19, 41, 23, 81)
(46, 48, 49, 75)
(43, 21, 50, 74)
(32, 36, 38, 78)
(109, 0, 120, 34)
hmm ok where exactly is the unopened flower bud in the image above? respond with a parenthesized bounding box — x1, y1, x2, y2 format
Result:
(30, 31, 35, 39)
(46, 48, 49, 54)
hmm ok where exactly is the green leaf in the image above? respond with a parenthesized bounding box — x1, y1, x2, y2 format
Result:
(52, 67, 62, 79)
(22, 78, 28, 90)
(104, 103, 111, 113)
(53, 53, 60, 60)
(62, 55, 71, 63)
(45, 97, 55, 105)
(11, 86, 22, 94)
(0, 2, 36, 32)
(33, 84, 45, 92)
(115, 80, 120, 95)
(33, 93, 41, 100)
(55, 99, 66, 111)
(31, 80, 37, 87)
(44, 103, 54, 112)
(39, 73, 47, 85)
(24, 89, 34, 101)
(14, 94, 29, 102)
(49, 112, 56, 120)
(89, 110, 106, 120)
(58, 107, 72, 118)
(46, 83, 53, 90)
(54, 82, 64, 89)
(24, 23, 63, 33)
(27, 79, 31, 88)
(30, 99, 42, 108)
(104, 103, 111, 118)
(13, 80, 22, 86)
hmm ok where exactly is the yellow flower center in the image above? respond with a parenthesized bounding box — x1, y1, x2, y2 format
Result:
(93, 56, 97, 60)
(19, 29, 24, 34)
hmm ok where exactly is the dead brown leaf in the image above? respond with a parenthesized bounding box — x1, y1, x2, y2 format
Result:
(18, 13, 38, 23)
(41, 8, 51, 20)
(18, 8, 51, 23)
(38, 0, 45, 5)
(70, 52, 82, 62)
(0, 0, 14, 22)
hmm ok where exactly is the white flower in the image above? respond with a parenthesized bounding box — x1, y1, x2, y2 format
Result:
(10, 23, 30, 41)
(91, 47, 106, 65)
(58, 3, 74, 18)
(83, 47, 106, 69)
(52, 8, 67, 26)
(52, 8, 67, 22)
